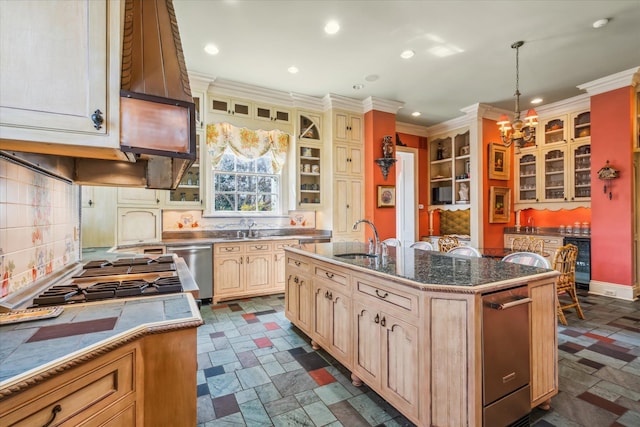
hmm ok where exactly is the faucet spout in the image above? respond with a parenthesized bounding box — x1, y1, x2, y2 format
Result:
(352, 219, 380, 254)
(248, 221, 258, 237)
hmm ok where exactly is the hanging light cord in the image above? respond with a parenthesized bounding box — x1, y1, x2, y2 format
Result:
(512, 40, 524, 119)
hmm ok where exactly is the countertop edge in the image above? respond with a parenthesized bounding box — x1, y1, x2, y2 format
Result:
(0, 293, 203, 399)
(285, 246, 560, 294)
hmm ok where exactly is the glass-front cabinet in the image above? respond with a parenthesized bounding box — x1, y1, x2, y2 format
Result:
(541, 116, 567, 145)
(571, 111, 591, 143)
(571, 144, 591, 201)
(542, 147, 566, 202)
(515, 153, 539, 203)
(167, 131, 203, 207)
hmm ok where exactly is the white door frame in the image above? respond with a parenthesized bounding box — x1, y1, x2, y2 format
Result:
(395, 147, 419, 245)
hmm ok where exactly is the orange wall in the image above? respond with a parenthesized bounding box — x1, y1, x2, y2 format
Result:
(521, 207, 591, 229)
(483, 118, 515, 248)
(364, 110, 398, 241)
(590, 86, 635, 287)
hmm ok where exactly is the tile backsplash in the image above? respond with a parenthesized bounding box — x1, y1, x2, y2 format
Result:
(0, 159, 79, 298)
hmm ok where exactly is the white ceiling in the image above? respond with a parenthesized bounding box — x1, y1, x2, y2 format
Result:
(173, 0, 640, 127)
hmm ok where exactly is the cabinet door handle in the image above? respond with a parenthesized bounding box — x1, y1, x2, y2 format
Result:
(91, 109, 103, 130)
(374, 314, 380, 324)
(375, 290, 388, 299)
(43, 404, 62, 427)
(240, 257, 243, 264)
(325, 272, 334, 279)
(380, 316, 386, 327)
(293, 276, 298, 284)
(88, 199, 93, 206)
(328, 292, 333, 300)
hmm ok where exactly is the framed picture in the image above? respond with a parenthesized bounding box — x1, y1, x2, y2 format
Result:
(489, 143, 510, 180)
(377, 185, 396, 208)
(489, 186, 511, 223)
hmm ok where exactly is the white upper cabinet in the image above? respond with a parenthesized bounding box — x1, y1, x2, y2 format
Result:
(208, 96, 252, 119)
(254, 104, 291, 125)
(334, 111, 363, 144)
(0, 0, 122, 159)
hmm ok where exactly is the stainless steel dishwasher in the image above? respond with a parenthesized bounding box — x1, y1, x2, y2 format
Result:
(166, 244, 213, 301)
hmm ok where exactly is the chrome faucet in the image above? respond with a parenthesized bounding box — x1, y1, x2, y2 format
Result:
(248, 221, 258, 237)
(352, 219, 380, 254)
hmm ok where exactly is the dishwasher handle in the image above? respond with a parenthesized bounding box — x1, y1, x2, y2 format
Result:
(167, 245, 212, 252)
(486, 296, 531, 310)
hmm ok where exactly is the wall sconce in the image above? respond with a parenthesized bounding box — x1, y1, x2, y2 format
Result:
(375, 135, 397, 180)
(597, 160, 619, 200)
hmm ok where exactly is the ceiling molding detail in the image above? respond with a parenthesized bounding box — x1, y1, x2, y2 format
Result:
(396, 121, 428, 137)
(289, 93, 325, 111)
(535, 93, 590, 117)
(362, 97, 404, 114)
(577, 67, 640, 96)
(426, 112, 472, 136)
(209, 78, 296, 107)
(322, 93, 364, 113)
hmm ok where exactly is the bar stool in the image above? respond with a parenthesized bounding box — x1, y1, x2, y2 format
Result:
(553, 244, 585, 325)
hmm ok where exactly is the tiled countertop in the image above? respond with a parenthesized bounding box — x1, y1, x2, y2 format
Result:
(0, 292, 202, 392)
(287, 242, 559, 293)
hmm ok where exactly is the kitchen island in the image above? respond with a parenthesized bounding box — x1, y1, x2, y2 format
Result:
(0, 279, 202, 425)
(285, 242, 560, 427)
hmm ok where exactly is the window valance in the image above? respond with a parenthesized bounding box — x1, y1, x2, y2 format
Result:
(206, 123, 290, 173)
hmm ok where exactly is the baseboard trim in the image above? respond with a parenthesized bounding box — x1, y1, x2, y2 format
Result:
(588, 280, 638, 301)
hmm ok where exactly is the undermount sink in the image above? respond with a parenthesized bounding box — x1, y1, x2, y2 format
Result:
(335, 252, 378, 260)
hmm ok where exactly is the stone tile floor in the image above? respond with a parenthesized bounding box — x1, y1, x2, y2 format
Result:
(196, 290, 639, 426)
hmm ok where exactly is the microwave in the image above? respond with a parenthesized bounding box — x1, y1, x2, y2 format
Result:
(432, 187, 452, 204)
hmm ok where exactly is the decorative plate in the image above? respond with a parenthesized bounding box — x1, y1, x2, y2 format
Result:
(0, 306, 64, 325)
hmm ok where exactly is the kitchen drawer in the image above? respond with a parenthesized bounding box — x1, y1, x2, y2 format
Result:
(314, 265, 348, 287)
(0, 348, 136, 426)
(214, 242, 243, 255)
(246, 242, 272, 253)
(287, 255, 310, 272)
(275, 240, 298, 251)
(356, 279, 419, 315)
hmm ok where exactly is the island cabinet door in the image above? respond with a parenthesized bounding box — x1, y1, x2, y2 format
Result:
(353, 301, 420, 421)
(311, 282, 351, 362)
(285, 273, 312, 333)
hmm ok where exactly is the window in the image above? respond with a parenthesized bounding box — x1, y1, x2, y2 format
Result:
(213, 148, 280, 213)
(207, 123, 289, 214)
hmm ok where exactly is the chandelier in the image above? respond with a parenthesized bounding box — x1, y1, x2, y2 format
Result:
(497, 41, 538, 148)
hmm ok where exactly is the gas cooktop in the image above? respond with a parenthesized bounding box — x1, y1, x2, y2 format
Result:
(29, 256, 183, 308)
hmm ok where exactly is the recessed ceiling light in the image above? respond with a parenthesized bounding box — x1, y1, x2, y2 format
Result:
(204, 44, 219, 55)
(592, 18, 609, 29)
(411, 112, 421, 117)
(364, 74, 379, 82)
(400, 49, 415, 59)
(352, 84, 364, 90)
(288, 66, 299, 74)
(531, 98, 543, 105)
(324, 20, 340, 35)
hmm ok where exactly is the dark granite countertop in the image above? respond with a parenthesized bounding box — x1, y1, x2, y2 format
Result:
(503, 227, 591, 239)
(287, 242, 559, 293)
(0, 293, 202, 392)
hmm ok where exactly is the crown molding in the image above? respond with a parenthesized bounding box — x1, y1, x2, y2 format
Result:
(577, 66, 640, 96)
(362, 96, 404, 114)
(322, 93, 364, 113)
(289, 92, 325, 111)
(396, 121, 428, 137)
(209, 78, 296, 107)
(187, 71, 215, 93)
(534, 93, 590, 117)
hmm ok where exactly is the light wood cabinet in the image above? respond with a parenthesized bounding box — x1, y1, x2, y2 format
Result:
(213, 239, 297, 303)
(208, 96, 252, 118)
(334, 111, 362, 144)
(117, 208, 161, 245)
(0, 0, 123, 160)
(332, 177, 364, 241)
(285, 254, 313, 333)
(0, 343, 141, 427)
(334, 143, 363, 176)
(254, 104, 291, 124)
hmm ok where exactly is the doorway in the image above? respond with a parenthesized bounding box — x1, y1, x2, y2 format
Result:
(395, 148, 418, 246)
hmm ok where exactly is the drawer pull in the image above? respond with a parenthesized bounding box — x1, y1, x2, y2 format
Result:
(375, 290, 389, 299)
(374, 314, 380, 324)
(224, 247, 235, 252)
(325, 271, 334, 279)
(295, 261, 301, 266)
(43, 405, 62, 427)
